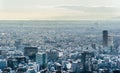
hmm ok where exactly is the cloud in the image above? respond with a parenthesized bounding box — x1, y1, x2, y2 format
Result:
(58, 5, 119, 13)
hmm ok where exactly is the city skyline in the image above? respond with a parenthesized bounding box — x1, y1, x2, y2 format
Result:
(0, 0, 120, 20)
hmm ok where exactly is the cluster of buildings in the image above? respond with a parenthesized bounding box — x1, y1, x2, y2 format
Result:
(0, 28, 120, 73)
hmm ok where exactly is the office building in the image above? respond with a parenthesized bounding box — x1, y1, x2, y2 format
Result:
(7, 57, 18, 70)
(47, 50, 59, 61)
(15, 56, 28, 64)
(81, 51, 94, 73)
(24, 47, 38, 61)
(108, 36, 113, 47)
(103, 30, 108, 47)
(36, 52, 47, 69)
(0, 59, 7, 70)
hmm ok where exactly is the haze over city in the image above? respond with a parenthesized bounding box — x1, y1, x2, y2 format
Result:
(0, 0, 120, 20)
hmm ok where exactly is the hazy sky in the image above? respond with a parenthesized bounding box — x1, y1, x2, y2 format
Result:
(0, 0, 120, 20)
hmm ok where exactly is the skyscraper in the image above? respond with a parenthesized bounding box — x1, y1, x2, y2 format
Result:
(36, 52, 47, 69)
(108, 36, 113, 47)
(81, 51, 94, 73)
(103, 30, 108, 47)
(24, 47, 38, 61)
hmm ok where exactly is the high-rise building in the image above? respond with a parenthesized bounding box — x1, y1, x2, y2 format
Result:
(103, 30, 108, 47)
(81, 51, 94, 73)
(7, 57, 18, 70)
(14, 39, 22, 49)
(24, 47, 38, 61)
(108, 36, 113, 47)
(36, 52, 47, 69)
(47, 50, 59, 61)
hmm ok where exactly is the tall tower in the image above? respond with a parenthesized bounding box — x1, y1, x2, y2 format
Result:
(103, 30, 108, 47)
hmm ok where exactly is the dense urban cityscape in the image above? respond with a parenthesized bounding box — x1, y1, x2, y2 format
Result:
(0, 20, 120, 73)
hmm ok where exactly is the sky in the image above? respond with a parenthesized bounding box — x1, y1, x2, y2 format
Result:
(0, 0, 120, 20)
